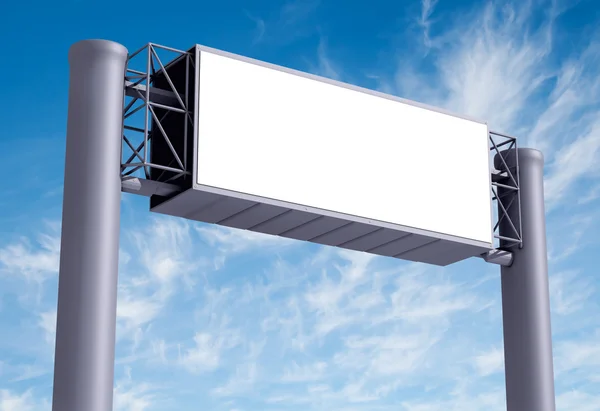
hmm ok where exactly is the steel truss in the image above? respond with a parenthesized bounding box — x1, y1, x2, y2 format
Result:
(475, 131, 523, 266)
(119, 43, 523, 263)
(489, 131, 523, 249)
(121, 43, 194, 197)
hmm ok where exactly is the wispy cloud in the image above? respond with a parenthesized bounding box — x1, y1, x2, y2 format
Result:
(37, 310, 56, 346)
(115, 216, 204, 348)
(178, 328, 241, 374)
(4, 363, 49, 383)
(244, 10, 266, 45)
(0, 389, 50, 411)
(418, 0, 438, 47)
(547, 211, 599, 263)
(549, 270, 595, 316)
(472, 346, 504, 377)
(0, 223, 60, 283)
(555, 333, 600, 375)
(578, 183, 600, 205)
(244, 0, 321, 46)
(378, 0, 600, 210)
(212, 340, 265, 397)
(280, 360, 327, 383)
(113, 368, 162, 411)
(311, 37, 342, 80)
(556, 389, 600, 411)
(279, 0, 320, 28)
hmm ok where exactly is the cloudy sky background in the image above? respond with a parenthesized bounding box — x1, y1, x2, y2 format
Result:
(1, 0, 600, 409)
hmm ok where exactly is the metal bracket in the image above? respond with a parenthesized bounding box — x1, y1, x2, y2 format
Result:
(479, 249, 514, 266)
(121, 177, 182, 197)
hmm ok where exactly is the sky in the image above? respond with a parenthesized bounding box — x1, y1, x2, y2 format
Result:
(1, 0, 600, 410)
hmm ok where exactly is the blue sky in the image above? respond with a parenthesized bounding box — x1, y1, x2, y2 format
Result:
(1, 0, 600, 410)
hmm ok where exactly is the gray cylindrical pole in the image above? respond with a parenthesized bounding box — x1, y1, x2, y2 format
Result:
(52, 40, 127, 411)
(495, 148, 556, 411)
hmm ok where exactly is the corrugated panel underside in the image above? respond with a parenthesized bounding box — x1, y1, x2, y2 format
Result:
(150, 188, 490, 266)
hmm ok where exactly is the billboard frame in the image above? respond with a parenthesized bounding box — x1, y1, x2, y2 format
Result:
(120, 43, 523, 253)
(186, 45, 495, 253)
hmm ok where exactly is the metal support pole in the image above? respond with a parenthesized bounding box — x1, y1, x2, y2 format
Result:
(52, 40, 128, 411)
(495, 148, 556, 411)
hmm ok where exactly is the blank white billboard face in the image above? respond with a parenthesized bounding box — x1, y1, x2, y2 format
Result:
(195, 49, 493, 246)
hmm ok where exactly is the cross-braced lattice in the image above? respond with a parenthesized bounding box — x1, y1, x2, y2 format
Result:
(489, 131, 523, 249)
(121, 43, 194, 186)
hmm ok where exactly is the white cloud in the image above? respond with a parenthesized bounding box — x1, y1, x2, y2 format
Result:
(279, 0, 320, 28)
(244, 0, 321, 46)
(382, 0, 600, 209)
(115, 216, 204, 346)
(212, 362, 258, 397)
(244, 10, 266, 45)
(556, 390, 600, 411)
(472, 346, 505, 377)
(179, 329, 241, 374)
(0, 390, 49, 411)
(314, 38, 341, 80)
(547, 211, 599, 263)
(418, 0, 438, 47)
(544, 118, 600, 206)
(555, 334, 600, 375)
(374, 270, 483, 326)
(337, 331, 442, 377)
(113, 386, 154, 411)
(401, 388, 506, 411)
(0, 230, 60, 282)
(117, 296, 163, 330)
(303, 251, 378, 336)
(549, 270, 595, 316)
(130, 216, 196, 286)
(113, 368, 161, 411)
(280, 360, 327, 383)
(9, 366, 48, 383)
(578, 183, 600, 205)
(212, 339, 266, 397)
(38, 310, 56, 346)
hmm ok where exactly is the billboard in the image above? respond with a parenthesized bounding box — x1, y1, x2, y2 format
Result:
(151, 45, 494, 266)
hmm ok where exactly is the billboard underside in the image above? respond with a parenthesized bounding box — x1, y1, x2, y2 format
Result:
(151, 45, 494, 266)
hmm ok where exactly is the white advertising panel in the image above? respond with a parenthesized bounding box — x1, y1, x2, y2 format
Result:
(194, 48, 493, 246)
